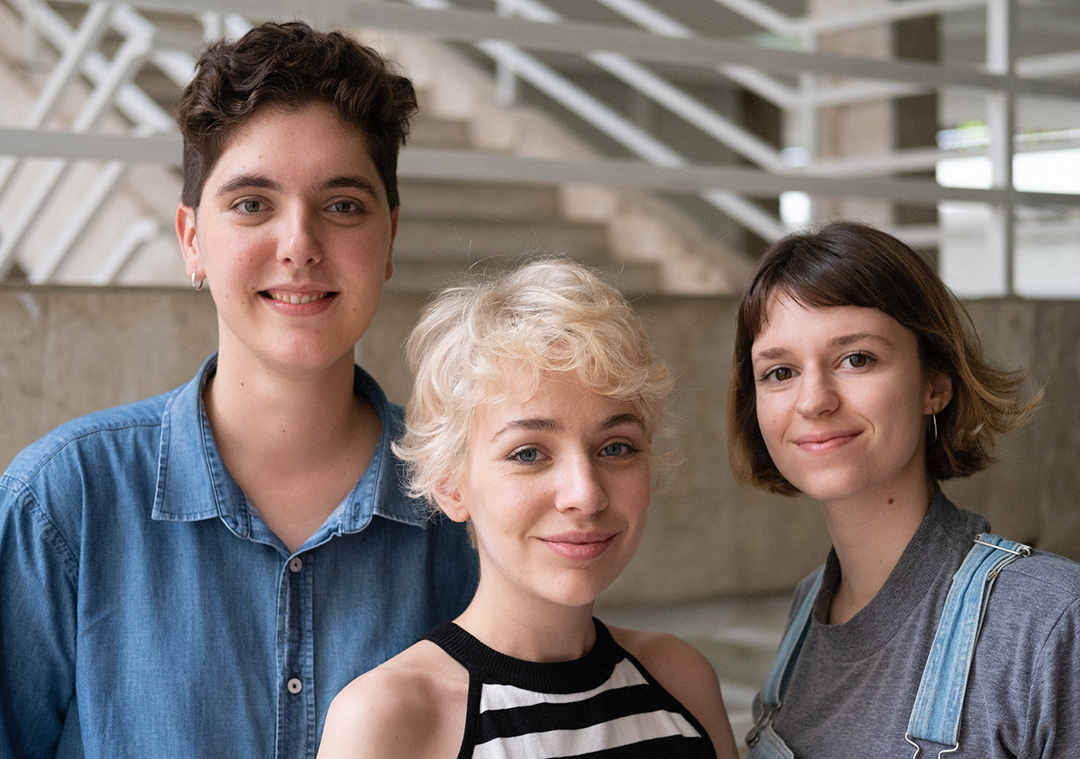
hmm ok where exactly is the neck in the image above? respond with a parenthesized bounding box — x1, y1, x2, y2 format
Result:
(203, 349, 376, 509)
(821, 480, 934, 624)
(455, 582, 598, 663)
(207, 352, 362, 458)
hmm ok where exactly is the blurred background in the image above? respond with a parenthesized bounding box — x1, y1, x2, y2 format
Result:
(1, 0, 1077, 747)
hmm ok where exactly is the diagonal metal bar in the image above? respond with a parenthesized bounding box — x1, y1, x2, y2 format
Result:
(502, 0, 788, 171)
(0, 3, 112, 198)
(451, 0, 788, 232)
(0, 32, 153, 278)
(94, 216, 161, 285)
(31, 161, 128, 283)
(11, 0, 175, 132)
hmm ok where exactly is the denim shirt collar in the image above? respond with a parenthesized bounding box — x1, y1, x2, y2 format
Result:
(151, 353, 428, 537)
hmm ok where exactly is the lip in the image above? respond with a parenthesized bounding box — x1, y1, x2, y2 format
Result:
(541, 531, 617, 562)
(793, 431, 860, 452)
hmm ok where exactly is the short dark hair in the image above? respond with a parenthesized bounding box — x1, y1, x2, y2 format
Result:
(728, 220, 1039, 495)
(175, 21, 417, 208)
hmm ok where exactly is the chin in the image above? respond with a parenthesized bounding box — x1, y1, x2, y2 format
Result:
(547, 577, 618, 609)
(791, 475, 864, 504)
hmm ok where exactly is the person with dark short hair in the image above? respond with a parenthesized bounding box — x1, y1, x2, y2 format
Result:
(0, 21, 477, 758)
(730, 221, 1080, 758)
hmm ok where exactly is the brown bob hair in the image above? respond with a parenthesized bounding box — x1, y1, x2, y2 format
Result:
(175, 21, 417, 209)
(728, 221, 1039, 496)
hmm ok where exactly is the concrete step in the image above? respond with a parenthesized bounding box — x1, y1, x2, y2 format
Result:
(387, 256, 661, 296)
(392, 217, 610, 262)
(398, 179, 561, 222)
(409, 116, 472, 149)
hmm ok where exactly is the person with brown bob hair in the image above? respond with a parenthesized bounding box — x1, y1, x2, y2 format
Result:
(730, 221, 1080, 758)
(0, 21, 477, 758)
(729, 220, 1033, 493)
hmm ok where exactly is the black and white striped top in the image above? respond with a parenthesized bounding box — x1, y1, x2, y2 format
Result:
(424, 619, 716, 758)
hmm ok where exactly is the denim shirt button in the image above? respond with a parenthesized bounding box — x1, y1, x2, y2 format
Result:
(288, 557, 302, 573)
(287, 678, 303, 694)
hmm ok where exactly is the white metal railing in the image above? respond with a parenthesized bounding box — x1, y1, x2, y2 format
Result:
(0, 0, 1077, 293)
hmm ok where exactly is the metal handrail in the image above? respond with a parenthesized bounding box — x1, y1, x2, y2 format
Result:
(0, 0, 1077, 291)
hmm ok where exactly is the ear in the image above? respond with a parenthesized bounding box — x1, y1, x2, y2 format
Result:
(925, 370, 954, 415)
(176, 203, 201, 278)
(432, 479, 470, 524)
(384, 205, 398, 282)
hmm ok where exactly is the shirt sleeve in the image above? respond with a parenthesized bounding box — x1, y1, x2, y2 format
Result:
(1028, 592, 1080, 758)
(0, 476, 79, 757)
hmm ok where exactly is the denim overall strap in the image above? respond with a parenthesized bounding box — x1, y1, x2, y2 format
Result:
(904, 533, 1031, 758)
(745, 567, 825, 756)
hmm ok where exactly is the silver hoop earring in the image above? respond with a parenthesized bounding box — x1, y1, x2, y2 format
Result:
(930, 412, 938, 443)
(191, 272, 204, 291)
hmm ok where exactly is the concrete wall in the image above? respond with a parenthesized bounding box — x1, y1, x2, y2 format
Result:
(1, 287, 1076, 605)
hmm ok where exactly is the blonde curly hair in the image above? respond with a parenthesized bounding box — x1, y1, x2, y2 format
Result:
(395, 258, 673, 508)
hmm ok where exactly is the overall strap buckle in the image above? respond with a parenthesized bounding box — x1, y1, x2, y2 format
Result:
(904, 533, 1031, 757)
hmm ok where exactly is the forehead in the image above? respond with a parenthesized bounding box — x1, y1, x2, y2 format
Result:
(753, 293, 915, 349)
(471, 370, 638, 426)
(204, 103, 375, 186)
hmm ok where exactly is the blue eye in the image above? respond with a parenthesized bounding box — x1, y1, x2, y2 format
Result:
(238, 199, 263, 214)
(601, 442, 637, 457)
(513, 448, 539, 463)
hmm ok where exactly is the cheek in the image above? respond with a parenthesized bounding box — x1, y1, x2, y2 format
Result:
(877, 381, 929, 437)
(754, 395, 783, 446)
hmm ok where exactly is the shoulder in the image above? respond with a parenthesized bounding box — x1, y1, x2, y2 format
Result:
(607, 625, 738, 759)
(319, 640, 469, 759)
(4, 391, 171, 485)
(0, 390, 179, 588)
(608, 625, 713, 682)
(1, 391, 174, 511)
(994, 550, 1080, 612)
(973, 549, 1080, 694)
(1009, 549, 1080, 588)
(989, 550, 1080, 634)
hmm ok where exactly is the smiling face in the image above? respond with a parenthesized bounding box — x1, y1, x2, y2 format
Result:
(435, 372, 652, 614)
(176, 102, 397, 378)
(751, 294, 952, 510)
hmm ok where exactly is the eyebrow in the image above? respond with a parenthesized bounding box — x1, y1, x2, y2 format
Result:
(214, 174, 380, 199)
(489, 412, 646, 442)
(753, 332, 894, 363)
(215, 174, 279, 198)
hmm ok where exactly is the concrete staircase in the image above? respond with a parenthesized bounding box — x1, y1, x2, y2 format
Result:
(391, 109, 662, 293)
(0, 2, 752, 295)
(380, 31, 753, 295)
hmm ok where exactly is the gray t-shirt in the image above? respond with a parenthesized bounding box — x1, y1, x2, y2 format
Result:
(755, 490, 1080, 758)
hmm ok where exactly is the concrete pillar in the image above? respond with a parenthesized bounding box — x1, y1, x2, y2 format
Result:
(808, 0, 941, 234)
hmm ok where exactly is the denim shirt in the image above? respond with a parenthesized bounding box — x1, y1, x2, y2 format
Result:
(0, 355, 479, 758)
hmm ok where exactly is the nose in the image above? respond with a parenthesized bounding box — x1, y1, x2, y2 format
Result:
(279, 207, 322, 266)
(795, 368, 839, 418)
(555, 454, 609, 515)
